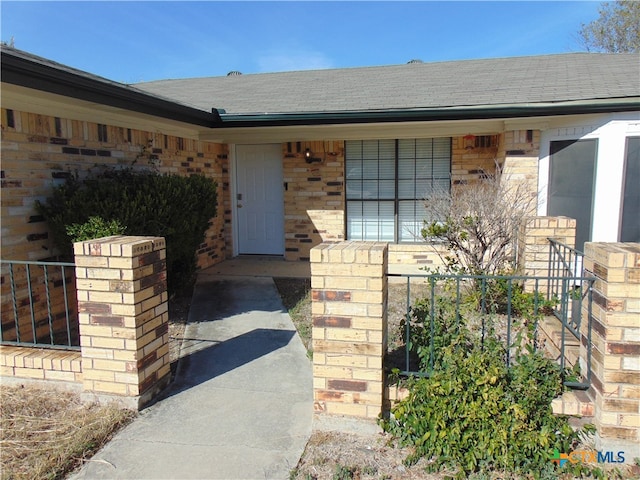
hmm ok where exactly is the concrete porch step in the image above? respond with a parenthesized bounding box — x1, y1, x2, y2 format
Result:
(552, 389, 594, 417)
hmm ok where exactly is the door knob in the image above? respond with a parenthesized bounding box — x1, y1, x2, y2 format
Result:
(237, 204, 243, 208)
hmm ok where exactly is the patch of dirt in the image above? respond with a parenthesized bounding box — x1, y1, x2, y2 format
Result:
(291, 430, 443, 480)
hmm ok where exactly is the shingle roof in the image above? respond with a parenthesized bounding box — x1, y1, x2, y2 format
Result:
(1, 46, 219, 126)
(135, 53, 640, 115)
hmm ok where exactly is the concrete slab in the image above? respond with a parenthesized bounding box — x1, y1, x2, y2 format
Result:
(70, 275, 313, 480)
(201, 257, 310, 279)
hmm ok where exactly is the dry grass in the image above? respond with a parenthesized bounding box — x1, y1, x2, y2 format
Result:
(0, 384, 135, 480)
(291, 430, 443, 480)
(0, 294, 190, 480)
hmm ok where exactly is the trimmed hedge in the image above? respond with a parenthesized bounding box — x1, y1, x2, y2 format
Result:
(37, 169, 217, 296)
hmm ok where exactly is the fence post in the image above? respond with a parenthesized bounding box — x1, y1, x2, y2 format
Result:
(311, 241, 388, 419)
(74, 236, 170, 409)
(583, 242, 640, 456)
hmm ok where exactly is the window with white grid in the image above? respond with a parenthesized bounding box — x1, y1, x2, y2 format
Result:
(345, 138, 451, 242)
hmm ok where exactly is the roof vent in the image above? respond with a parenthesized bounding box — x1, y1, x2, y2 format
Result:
(227, 71, 242, 76)
(407, 59, 424, 64)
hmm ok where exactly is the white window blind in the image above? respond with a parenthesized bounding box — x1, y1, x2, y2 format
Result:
(346, 138, 451, 242)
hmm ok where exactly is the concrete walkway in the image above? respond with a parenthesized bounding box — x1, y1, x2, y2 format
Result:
(71, 268, 313, 479)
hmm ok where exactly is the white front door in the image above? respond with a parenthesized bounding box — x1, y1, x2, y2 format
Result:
(235, 144, 285, 255)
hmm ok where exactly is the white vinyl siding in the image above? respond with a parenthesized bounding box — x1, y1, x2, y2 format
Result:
(346, 138, 451, 242)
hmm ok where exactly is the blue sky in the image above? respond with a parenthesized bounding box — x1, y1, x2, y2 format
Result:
(1, 1, 602, 83)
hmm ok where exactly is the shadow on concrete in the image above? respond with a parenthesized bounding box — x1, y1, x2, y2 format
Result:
(159, 327, 296, 400)
(189, 279, 287, 320)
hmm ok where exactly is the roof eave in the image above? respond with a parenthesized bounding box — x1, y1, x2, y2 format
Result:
(217, 98, 640, 127)
(1, 48, 221, 128)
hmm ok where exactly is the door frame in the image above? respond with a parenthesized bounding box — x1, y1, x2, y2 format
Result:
(231, 143, 285, 256)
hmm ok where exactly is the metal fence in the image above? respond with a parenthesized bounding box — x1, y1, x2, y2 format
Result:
(548, 238, 586, 337)
(0, 259, 79, 350)
(386, 271, 594, 389)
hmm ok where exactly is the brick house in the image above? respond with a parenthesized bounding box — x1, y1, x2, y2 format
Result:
(1, 46, 639, 268)
(2, 47, 640, 452)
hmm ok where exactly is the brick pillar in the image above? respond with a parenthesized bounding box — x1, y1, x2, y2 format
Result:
(500, 129, 541, 216)
(583, 242, 640, 455)
(74, 236, 170, 409)
(518, 216, 576, 290)
(311, 241, 388, 419)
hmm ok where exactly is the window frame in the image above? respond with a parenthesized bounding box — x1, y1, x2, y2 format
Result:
(344, 137, 452, 243)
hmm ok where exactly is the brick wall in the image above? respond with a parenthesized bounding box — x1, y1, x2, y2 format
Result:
(74, 235, 171, 408)
(0, 108, 229, 268)
(0, 346, 82, 384)
(283, 141, 345, 261)
(311, 242, 388, 418)
(583, 242, 640, 454)
(451, 134, 500, 186)
(0, 262, 78, 346)
(500, 130, 540, 215)
(518, 216, 577, 278)
(282, 135, 502, 263)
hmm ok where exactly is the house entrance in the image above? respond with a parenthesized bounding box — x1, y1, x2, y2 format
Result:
(235, 144, 285, 255)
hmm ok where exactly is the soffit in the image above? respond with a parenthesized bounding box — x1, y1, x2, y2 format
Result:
(1, 83, 204, 139)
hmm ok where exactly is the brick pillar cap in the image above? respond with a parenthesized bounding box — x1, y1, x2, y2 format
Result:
(74, 236, 165, 257)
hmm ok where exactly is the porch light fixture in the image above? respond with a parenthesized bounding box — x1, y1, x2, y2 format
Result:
(464, 134, 476, 150)
(304, 148, 321, 164)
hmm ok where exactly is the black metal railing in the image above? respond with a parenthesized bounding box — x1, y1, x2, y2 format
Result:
(546, 239, 592, 389)
(386, 272, 594, 389)
(548, 238, 585, 337)
(1, 259, 79, 350)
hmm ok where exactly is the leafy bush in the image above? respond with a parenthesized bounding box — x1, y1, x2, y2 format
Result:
(66, 216, 126, 242)
(37, 168, 217, 296)
(383, 286, 592, 478)
(382, 331, 582, 477)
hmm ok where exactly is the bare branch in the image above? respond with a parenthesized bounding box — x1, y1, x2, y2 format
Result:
(422, 161, 534, 275)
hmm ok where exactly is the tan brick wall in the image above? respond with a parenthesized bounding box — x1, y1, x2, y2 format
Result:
(387, 244, 447, 275)
(0, 346, 82, 384)
(74, 236, 171, 408)
(0, 108, 229, 268)
(583, 242, 640, 453)
(0, 262, 78, 346)
(282, 136, 502, 263)
(499, 130, 540, 216)
(311, 242, 388, 418)
(451, 135, 500, 186)
(283, 141, 345, 261)
(518, 216, 577, 278)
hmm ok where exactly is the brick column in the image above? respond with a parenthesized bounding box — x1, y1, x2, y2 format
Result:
(311, 242, 388, 419)
(499, 130, 541, 217)
(583, 242, 640, 455)
(518, 216, 576, 284)
(74, 236, 170, 409)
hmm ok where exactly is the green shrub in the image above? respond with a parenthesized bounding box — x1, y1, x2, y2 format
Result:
(66, 216, 126, 242)
(36, 168, 217, 296)
(383, 286, 593, 478)
(382, 331, 582, 477)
